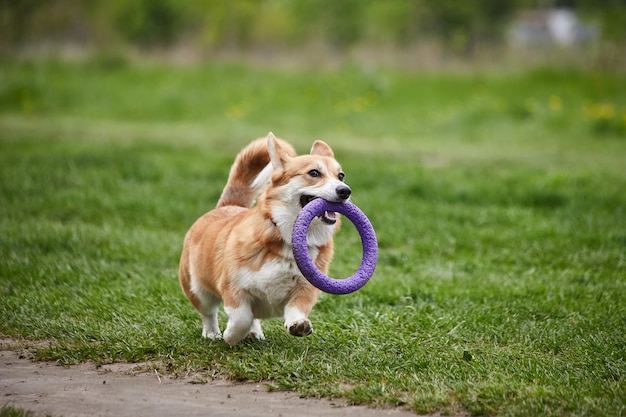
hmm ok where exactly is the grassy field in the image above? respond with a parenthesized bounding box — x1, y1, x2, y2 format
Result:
(1, 57, 625, 416)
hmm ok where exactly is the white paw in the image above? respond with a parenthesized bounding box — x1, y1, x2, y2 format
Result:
(202, 330, 222, 339)
(249, 330, 265, 341)
(223, 331, 242, 346)
(249, 319, 265, 340)
(285, 319, 313, 337)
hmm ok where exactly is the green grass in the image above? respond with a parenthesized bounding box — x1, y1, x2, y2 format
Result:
(1, 57, 625, 416)
(0, 405, 54, 417)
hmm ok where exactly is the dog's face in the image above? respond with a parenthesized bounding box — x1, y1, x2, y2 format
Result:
(294, 154, 350, 225)
(266, 137, 350, 228)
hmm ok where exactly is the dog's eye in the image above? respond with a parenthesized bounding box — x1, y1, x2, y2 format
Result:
(308, 169, 321, 178)
(338, 172, 345, 181)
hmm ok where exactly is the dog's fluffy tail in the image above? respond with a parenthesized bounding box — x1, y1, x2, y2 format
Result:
(216, 133, 295, 209)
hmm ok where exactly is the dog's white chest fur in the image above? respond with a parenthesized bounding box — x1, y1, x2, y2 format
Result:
(236, 250, 317, 319)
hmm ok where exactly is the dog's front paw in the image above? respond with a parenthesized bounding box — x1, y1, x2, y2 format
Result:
(286, 319, 313, 337)
(202, 329, 222, 340)
(249, 320, 265, 341)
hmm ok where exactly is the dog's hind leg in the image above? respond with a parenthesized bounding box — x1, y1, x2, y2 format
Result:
(198, 293, 222, 339)
(201, 311, 221, 339)
(249, 319, 265, 341)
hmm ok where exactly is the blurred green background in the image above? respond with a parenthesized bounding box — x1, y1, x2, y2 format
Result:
(1, 59, 625, 414)
(2, 2, 626, 416)
(2, 0, 626, 69)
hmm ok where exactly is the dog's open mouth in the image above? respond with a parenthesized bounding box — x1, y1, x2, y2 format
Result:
(300, 195, 337, 225)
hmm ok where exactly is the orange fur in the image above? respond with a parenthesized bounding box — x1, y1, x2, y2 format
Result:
(179, 133, 349, 345)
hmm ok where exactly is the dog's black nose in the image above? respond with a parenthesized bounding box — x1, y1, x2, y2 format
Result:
(336, 185, 352, 200)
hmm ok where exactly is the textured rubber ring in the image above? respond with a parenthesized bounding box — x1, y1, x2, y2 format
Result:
(292, 199, 378, 295)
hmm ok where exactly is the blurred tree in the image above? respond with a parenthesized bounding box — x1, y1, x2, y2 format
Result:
(578, 0, 626, 42)
(200, 1, 259, 49)
(0, 0, 41, 46)
(362, 1, 423, 46)
(0, 0, 93, 48)
(111, 0, 183, 46)
(1, 0, 624, 55)
(291, 0, 365, 49)
(420, 0, 517, 54)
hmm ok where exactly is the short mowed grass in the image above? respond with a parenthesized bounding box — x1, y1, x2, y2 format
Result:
(1, 58, 625, 416)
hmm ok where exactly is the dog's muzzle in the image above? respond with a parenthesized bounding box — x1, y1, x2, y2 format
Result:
(300, 185, 351, 225)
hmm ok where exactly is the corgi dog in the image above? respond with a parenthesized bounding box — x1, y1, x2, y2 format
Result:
(179, 133, 351, 345)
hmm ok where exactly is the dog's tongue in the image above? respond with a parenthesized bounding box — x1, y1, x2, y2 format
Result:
(324, 211, 336, 220)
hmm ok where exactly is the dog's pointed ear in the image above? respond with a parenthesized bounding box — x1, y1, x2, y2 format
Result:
(267, 132, 288, 172)
(310, 140, 334, 158)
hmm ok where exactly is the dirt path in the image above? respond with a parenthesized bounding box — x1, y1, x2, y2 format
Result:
(1, 346, 419, 417)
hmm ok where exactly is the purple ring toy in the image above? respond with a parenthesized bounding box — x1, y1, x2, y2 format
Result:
(292, 199, 378, 295)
